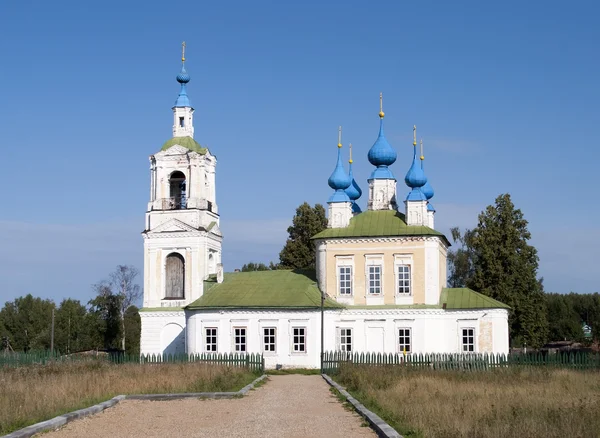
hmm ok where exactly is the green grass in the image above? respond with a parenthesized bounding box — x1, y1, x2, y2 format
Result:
(332, 364, 600, 438)
(1, 361, 260, 435)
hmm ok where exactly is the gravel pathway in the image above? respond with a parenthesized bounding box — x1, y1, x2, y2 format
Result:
(43, 375, 376, 437)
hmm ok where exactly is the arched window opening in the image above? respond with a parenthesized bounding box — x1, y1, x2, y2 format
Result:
(169, 171, 186, 209)
(208, 252, 216, 275)
(165, 253, 185, 299)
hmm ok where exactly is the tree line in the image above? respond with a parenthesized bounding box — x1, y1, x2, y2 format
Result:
(0, 265, 141, 355)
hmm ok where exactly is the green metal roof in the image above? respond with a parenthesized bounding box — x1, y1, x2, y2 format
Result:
(312, 210, 449, 245)
(161, 136, 207, 154)
(186, 269, 343, 310)
(441, 288, 510, 310)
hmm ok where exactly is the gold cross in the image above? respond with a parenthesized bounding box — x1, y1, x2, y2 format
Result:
(181, 41, 186, 62)
(413, 125, 417, 146)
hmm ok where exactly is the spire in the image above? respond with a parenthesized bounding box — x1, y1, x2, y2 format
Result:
(345, 143, 363, 213)
(328, 127, 352, 203)
(174, 41, 192, 108)
(367, 93, 397, 179)
(420, 138, 435, 212)
(420, 139, 434, 201)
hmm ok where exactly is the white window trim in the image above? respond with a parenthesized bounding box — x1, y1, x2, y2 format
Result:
(460, 327, 476, 353)
(397, 327, 412, 354)
(232, 326, 247, 353)
(291, 326, 307, 354)
(365, 254, 384, 296)
(394, 254, 413, 305)
(205, 327, 218, 353)
(336, 327, 353, 352)
(336, 256, 354, 297)
(262, 327, 277, 355)
(457, 320, 478, 353)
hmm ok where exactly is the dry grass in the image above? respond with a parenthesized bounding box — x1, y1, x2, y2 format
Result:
(335, 365, 600, 438)
(0, 361, 258, 434)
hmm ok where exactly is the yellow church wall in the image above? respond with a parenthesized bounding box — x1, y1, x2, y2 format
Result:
(324, 240, 427, 305)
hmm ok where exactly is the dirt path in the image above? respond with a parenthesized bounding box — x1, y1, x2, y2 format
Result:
(43, 375, 376, 437)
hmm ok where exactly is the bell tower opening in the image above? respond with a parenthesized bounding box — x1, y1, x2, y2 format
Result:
(165, 253, 185, 299)
(169, 171, 186, 209)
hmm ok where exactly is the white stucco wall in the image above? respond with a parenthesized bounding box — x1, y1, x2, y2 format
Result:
(140, 311, 186, 356)
(179, 307, 510, 369)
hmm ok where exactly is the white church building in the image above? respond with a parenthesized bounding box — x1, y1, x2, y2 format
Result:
(139, 50, 510, 369)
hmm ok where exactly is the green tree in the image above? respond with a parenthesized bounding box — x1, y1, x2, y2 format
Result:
(546, 293, 583, 342)
(54, 299, 93, 353)
(0, 294, 55, 351)
(109, 265, 141, 351)
(447, 227, 475, 288)
(569, 292, 600, 343)
(448, 194, 549, 348)
(469, 194, 548, 348)
(241, 262, 269, 272)
(279, 202, 327, 269)
(88, 281, 123, 350)
(123, 305, 141, 355)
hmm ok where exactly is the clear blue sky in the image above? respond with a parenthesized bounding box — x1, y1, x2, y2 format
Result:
(0, 0, 598, 305)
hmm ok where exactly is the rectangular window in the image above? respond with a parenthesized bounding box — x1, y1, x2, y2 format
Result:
(179, 116, 185, 127)
(397, 265, 411, 295)
(339, 266, 353, 295)
(368, 265, 382, 294)
(292, 327, 306, 353)
(234, 327, 247, 352)
(398, 328, 411, 353)
(263, 327, 276, 353)
(338, 328, 352, 352)
(462, 328, 475, 352)
(205, 328, 217, 352)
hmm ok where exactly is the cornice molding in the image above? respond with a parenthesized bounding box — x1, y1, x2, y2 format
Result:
(319, 236, 445, 245)
(143, 231, 206, 239)
(139, 310, 186, 318)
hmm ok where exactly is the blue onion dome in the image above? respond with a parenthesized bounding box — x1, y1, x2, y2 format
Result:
(174, 63, 192, 108)
(421, 180, 434, 199)
(176, 65, 191, 84)
(328, 146, 352, 190)
(405, 130, 427, 188)
(352, 201, 362, 214)
(368, 117, 397, 167)
(345, 152, 362, 201)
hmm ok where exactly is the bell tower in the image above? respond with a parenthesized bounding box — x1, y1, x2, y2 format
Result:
(141, 44, 223, 310)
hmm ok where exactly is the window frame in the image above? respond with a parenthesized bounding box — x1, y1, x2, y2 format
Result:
(291, 327, 307, 354)
(365, 255, 384, 296)
(368, 265, 382, 295)
(338, 265, 353, 295)
(336, 256, 354, 297)
(262, 327, 276, 354)
(205, 327, 218, 353)
(337, 327, 353, 352)
(398, 327, 412, 354)
(233, 327, 247, 353)
(461, 327, 476, 353)
(396, 264, 411, 295)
